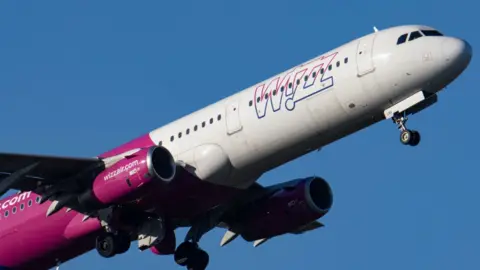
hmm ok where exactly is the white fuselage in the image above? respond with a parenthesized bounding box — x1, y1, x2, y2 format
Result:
(140, 25, 471, 189)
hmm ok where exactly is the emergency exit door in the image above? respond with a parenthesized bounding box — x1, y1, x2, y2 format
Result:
(225, 101, 243, 135)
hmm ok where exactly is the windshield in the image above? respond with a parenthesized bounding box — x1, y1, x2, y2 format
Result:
(421, 30, 443, 36)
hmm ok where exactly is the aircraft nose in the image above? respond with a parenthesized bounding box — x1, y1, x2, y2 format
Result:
(442, 38, 472, 68)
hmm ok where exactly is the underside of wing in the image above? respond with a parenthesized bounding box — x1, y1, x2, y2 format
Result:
(0, 152, 104, 197)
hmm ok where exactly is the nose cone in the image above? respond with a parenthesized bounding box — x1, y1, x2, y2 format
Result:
(442, 38, 472, 70)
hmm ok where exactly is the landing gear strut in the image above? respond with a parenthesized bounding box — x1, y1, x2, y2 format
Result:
(393, 112, 421, 146)
(173, 207, 226, 269)
(95, 232, 131, 258)
(174, 241, 209, 270)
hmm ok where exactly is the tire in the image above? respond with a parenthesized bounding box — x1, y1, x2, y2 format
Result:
(114, 233, 131, 254)
(409, 131, 421, 146)
(96, 234, 117, 258)
(187, 249, 209, 270)
(174, 241, 197, 266)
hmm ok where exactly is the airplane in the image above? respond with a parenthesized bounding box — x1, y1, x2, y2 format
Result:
(0, 24, 472, 270)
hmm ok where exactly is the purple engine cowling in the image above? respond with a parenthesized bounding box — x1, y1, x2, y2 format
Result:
(235, 176, 333, 242)
(79, 146, 176, 207)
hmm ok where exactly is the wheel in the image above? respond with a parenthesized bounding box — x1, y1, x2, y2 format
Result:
(186, 249, 209, 270)
(174, 241, 197, 266)
(114, 232, 131, 254)
(96, 234, 117, 258)
(400, 130, 412, 145)
(409, 130, 421, 146)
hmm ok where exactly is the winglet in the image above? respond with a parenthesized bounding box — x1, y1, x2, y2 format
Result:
(220, 230, 239, 247)
(253, 238, 268, 247)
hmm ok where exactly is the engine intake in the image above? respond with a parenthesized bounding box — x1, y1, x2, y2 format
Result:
(306, 176, 333, 212)
(147, 146, 176, 182)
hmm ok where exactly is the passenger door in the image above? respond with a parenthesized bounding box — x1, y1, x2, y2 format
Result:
(356, 34, 376, 77)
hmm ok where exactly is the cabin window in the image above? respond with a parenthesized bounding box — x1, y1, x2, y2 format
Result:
(409, 31, 423, 41)
(12, 207, 16, 214)
(209, 118, 213, 124)
(28, 200, 32, 207)
(4, 211, 8, 217)
(194, 125, 198, 131)
(313, 72, 317, 78)
(178, 132, 182, 138)
(158, 141, 162, 146)
(186, 129, 190, 135)
(304, 75, 308, 81)
(20, 203, 24, 210)
(256, 97, 260, 103)
(296, 79, 300, 85)
(202, 122, 206, 128)
(336, 61, 340, 67)
(344, 57, 349, 64)
(249, 100, 253, 106)
(264, 94, 268, 99)
(281, 86, 285, 92)
(35, 197, 40, 203)
(328, 65, 332, 71)
(273, 89, 277, 95)
(170, 136, 174, 142)
(320, 68, 324, 74)
(217, 114, 221, 121)
(288, 82, 292, 88)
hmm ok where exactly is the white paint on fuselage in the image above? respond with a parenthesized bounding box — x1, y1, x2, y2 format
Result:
(146, 25, 471, 189)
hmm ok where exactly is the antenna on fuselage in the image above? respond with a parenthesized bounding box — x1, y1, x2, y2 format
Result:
(373, 26, 379, 32)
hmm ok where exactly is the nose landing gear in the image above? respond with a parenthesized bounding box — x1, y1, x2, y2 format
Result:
(394, 113, 421, 146)
(174, 241, 209, 270)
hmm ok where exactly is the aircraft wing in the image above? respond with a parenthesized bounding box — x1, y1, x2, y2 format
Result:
(0, 151, 105, 213)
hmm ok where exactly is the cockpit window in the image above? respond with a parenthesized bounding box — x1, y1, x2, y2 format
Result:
(397, 34, 408, 45)
(421, 30, 443, 36)
(408, 31, 423, 41)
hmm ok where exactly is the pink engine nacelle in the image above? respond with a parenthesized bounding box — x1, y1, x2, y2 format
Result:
(79, 146, 176, 207)
(234, 176, 333, 241)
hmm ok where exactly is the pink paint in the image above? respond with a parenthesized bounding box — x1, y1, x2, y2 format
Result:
(0, 123, 243, 269)
(0, 135, 241, 269)
(0, 192, 102, 269)
(98, 133, 156, 158)
(93, 148, 159, 205)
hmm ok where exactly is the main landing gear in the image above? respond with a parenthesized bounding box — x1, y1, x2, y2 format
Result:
(173, 206, 226, 269)
(96, 231, 131, 258)
(393, 112, 421, 146)
(174, 241, 209, 270)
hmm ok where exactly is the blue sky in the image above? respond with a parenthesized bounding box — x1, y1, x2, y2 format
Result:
(0, 0, 478, 269)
